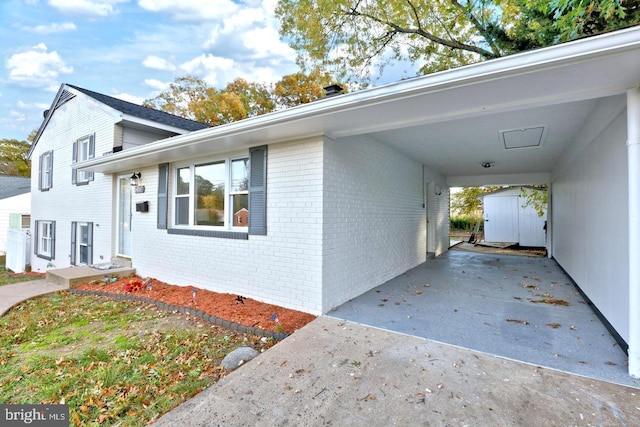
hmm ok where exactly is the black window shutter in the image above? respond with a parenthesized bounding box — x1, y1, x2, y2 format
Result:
(87, 222, 93, 264)
(88, 134, 95, 181)
(72, 141, 77, 184)
(157, 163, 169, 229)
(50, 221, 56, 259)
(248, 145, 267, 235)
(70, 221, 77, 265)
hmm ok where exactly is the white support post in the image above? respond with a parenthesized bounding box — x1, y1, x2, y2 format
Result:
(627, 87, 640, 379)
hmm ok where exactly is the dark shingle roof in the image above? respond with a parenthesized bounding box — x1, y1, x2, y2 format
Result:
(66, 84, 210, 132)
(0, 176, 30, 199)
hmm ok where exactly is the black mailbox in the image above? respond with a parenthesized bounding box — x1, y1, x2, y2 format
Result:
(135, 201, 149, 212)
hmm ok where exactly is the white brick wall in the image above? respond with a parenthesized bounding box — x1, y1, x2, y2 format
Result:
(552, 108, 629, 342)
(131, 138, 326, 314)
(321, 135, 426, 311)
(131, 135, 454, 315)
(30, 95, 117, 272)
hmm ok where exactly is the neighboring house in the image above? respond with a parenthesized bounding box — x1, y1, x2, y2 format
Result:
(480, 186, 547, 247)
(27, 84, 208, 270)
(60, 26, 640, 378)
(0, 176, 30, 253)
(233, 208, 249, 227)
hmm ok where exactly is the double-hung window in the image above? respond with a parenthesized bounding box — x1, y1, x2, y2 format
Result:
(173, 157, 249, 229)
(38, 151, 53, 191)
(35, 220, 55, 260)
(72, 134, 95, 185)
(158, 145, 266, 236)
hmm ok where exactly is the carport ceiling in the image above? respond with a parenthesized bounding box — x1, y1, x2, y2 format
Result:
(367, 97, 605, 179)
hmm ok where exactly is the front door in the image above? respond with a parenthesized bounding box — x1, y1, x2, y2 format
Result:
(116, 176, 132, 258)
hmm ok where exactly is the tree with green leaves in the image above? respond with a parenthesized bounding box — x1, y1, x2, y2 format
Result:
(276, 0, 640, 83)
(520, 185, 548, 217)
(451, 186, 504, 218)
(143, 75, 208, 120)
(0, 139, 31, 177)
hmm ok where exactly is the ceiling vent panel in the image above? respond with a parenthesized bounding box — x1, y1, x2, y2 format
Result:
(499, 126, 546, 150)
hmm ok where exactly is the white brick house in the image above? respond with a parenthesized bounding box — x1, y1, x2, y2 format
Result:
(27, 84, 208, 272)
(36, 26, 640, 378)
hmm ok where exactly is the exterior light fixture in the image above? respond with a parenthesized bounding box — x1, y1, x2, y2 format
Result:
(481, 162, 494, 168)
(130, 172, 141, 187)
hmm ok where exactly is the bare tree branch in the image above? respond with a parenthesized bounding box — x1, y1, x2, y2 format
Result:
(449, 0, 503, 57)
(342, 5, 498, 59)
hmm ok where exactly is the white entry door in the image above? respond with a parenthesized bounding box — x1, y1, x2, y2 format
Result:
(116, 175, 132, 257)
(484, 196, 519, 243)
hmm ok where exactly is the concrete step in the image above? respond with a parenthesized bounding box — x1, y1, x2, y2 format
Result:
(46, 265, 136, 288)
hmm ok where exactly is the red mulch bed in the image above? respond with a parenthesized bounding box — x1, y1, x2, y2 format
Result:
(75, 275, 316, 335)
(8, 271, 47, 279)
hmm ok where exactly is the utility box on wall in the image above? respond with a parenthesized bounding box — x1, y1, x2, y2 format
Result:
(135, 201, 149, 213)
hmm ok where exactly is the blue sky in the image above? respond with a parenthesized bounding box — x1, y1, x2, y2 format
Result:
(0, 0, 306, 141)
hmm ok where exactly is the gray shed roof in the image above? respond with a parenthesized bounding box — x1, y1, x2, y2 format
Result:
(0, 176, 30, 200)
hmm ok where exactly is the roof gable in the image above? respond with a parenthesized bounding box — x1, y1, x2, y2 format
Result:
(0, 176, 30, 199)
(29, 84, 209, 158)
(65, 85, 209, 132)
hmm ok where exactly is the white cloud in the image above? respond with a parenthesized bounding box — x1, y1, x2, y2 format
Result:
(180, 54, 235, 86)
(24, 22, 77, 34)
(6, 44, 73, 88)
(113, 92, 144, 105)
(9, 110, 27, 122)
(48, 0, 128, 17)
(142, 55, 176, 71)
(144, 79, 169, 91)
(138, 0, 239, 21)
(241, 26, 295, 61)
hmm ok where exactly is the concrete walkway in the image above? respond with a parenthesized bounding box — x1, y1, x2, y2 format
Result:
(0, 279, 68, 316)
(153, 316, 640, 426)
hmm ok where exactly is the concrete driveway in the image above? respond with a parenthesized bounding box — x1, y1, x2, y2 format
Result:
(331, 250, 638, 388)
(153, 316, 640, 426)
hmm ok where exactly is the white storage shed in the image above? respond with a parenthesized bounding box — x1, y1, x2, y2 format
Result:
(480, 186, 547, 247)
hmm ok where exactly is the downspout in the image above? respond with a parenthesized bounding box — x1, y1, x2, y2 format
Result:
(627, 87, 640, 379)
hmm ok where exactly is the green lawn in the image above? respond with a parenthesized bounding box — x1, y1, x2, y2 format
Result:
(0, 291, 271, 426)
(0, 264, 43, 286)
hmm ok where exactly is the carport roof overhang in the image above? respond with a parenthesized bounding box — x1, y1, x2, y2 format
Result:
(79, 26, 640, 184)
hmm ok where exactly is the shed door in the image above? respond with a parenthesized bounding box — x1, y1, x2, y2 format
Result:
(484, 196, 519, 243)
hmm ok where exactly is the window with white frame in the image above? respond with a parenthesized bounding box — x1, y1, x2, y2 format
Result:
(72, 134, 95, 185)
(39, 151, 53, 191)
(35, 220, 55, 260)
(173, 157, 249, 229)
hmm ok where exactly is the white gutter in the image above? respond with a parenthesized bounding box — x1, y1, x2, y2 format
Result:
(79, 25, 640, 174)
(627, 87, 640, 379)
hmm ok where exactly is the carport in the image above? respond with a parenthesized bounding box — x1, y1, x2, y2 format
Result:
(80, 26, 640, 379)
(331, 249, 639, 388)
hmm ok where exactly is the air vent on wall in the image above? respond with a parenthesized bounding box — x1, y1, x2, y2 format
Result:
(499, 125, 546, 150)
